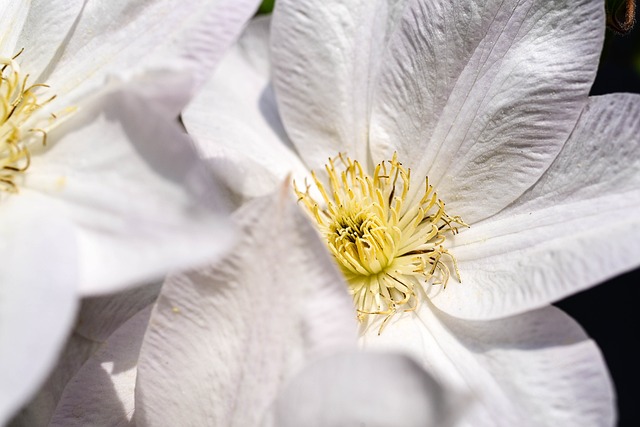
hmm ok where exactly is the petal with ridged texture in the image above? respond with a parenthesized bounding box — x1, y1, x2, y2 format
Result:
(48, 306, 152, 427)
(432, 94, 640, 320)
(38, 0, 261, 110)
(2, 89, 234, 296)
(369, 0, 604, 223)
(10, 0, 84, 80)
(75, 281, 162, 343)
(271, 0, 408, 169)
(362, 303, 614, 427)
(183, 17, 308, 202)
(134, 186, 356, 426)
(9, 334, 102, 426)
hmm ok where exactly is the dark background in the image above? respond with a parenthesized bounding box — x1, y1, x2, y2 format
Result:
(556, 26, 640, 427)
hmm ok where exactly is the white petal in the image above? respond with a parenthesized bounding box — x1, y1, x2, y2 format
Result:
(28, 295, 149, 424)
(16, 0, 84, 79)
(0, 1, 28, 53)
(264, 351, 465, 427)
(10, 334, 102, 426)
(41, 0, 260, 108)
(183, 16, 308, 201)
(8, 89, 234, 296)
(0, 215, 78, 425)
(134, 187, 356, 426)
(432, 94, 640, 320)
(362, 304, 614, 427)
(75, 281, 162, 343)
(369, 0, 605, 222)
(49, 306, 152, 427)
(508, 94, 640, 206)
(271, 0, 408, 170)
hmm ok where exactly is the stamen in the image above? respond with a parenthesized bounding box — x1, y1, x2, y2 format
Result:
(0, 49, 56, 192)
(295, 153, 468, 334)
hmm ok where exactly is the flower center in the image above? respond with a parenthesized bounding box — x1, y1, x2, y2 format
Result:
(0, 49, 56, 192)
(295, 153, 467, 333)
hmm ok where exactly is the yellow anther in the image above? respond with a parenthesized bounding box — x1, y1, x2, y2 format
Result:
(295, 153, 468, 334)
(0, 49, 56, 192)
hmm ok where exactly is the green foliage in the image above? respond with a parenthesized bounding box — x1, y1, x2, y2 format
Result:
(258, 0, 275, 14)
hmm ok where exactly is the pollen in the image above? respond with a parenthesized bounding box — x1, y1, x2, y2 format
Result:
(295, 153, 467, 334)
(0, 49, 56, 192)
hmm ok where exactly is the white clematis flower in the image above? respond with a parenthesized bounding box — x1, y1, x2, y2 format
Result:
(182, 0, 640, 425)
(44, 189, 466, 427)
(0, 0, 260, 423)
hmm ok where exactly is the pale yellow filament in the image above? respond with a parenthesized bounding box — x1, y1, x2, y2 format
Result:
(0, 49, 56, 192)
(295, 153, 467, 334)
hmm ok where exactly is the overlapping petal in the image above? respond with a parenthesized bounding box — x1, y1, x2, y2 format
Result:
(28, 0, 261, 109)
(134, 187, 356, 426)
(47, 188, 468, 427)
(11, 282, 160, 425)
(269, 0, 605, 224)
(362, 303, 614, 426)
(48, 307, 152, 427)
(432, 94, 640, 320)
(0, 0, 266, 294)
(1, 88, 234, 295)
(182, 10, 625, 424)
(0, 1, 30, 54)
(5, 0, 84, 80)
(3, 2, 262, 420)
(271, 0, 408, 169)
(160, 1, 632, 425)
(368, 0, 605, 222)
(183, 16, 308, 202)
(265, 351, 465, 427)
(10, 334, 102, 426)
(0, 216, 77, 425)
(74, 281, 162, 343)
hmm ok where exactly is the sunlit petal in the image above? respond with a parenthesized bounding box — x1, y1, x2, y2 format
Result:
(134, 187, 356, 426)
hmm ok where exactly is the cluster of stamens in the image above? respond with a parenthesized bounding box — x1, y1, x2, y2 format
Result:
(295, 153, 467, 333)
(0, 49, 55, 192)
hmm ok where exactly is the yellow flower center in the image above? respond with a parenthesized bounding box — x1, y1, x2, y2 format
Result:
(295, 153, 467, 333)
(0, 49, 56, 192)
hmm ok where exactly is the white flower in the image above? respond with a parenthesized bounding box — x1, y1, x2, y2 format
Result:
(0, 0, 260, 423)
(179, 0, 640, 425)
(42, 189, 466, 427)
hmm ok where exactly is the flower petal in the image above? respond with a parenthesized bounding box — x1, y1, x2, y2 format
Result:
(75, 281, 162, 343)
(0, 0, 29, 54)
(11, 89, 234, 296)
(270, 0, 408, 169)
(183, 16, 308, 201)
(14, 0, 84, 79)
(48, 306, 152, 427)
(0, 215, 78, 425)
(134, 187, 356, 426)
(369, 0, 605, 222)
(40, 0, 260, 108)
(432, 94, 640, 320)
(264, 351, 465, 427)
(10, 334, 101, 426)
(44, 285, 159, 422)
(362, 304, 615, 426)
